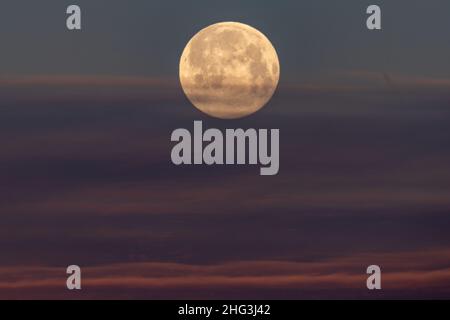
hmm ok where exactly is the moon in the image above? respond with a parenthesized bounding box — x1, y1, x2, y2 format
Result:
(179, 22, 280, 119)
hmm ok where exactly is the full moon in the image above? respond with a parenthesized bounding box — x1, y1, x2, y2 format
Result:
(179, 22, 280, 119)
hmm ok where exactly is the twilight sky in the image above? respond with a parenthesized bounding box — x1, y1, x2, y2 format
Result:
(1, 0, 450, 299)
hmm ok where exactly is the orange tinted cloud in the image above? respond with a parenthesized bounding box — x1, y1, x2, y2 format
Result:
(1, 249, 450, 299)
(0, 75, 176, 88)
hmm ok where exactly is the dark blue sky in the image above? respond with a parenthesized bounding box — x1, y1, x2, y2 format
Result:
(1, 0, 449, 81)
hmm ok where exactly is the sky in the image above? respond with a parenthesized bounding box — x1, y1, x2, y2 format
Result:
(1, 0, 450, 299)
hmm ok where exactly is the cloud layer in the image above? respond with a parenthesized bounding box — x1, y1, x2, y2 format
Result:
(1, 72, 450, 298)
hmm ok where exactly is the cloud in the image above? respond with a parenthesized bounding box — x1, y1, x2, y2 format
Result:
(340, 70, 450, 90)
(1, 249, 450, 299)
(0, 74, 184, 106)
(1, 71, 450, 299)
(0, 75, 176, 88)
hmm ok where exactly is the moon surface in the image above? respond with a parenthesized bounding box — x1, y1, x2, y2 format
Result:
(179, 22, 280, 119)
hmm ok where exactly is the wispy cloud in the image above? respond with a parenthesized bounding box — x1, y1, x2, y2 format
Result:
(0, 74, 183, 105)
(0, 75, 177, 88)
(1, 71, 450, 299)
(1, 249, 450, 299)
